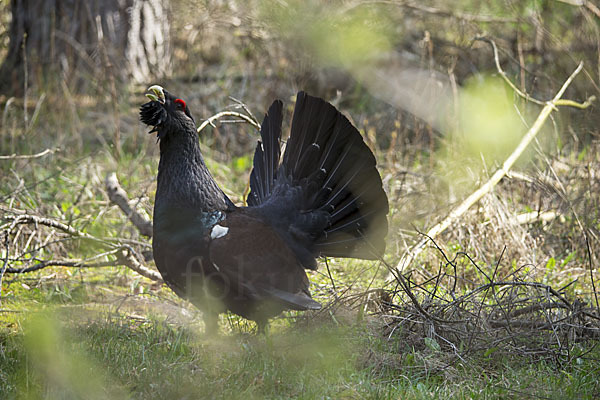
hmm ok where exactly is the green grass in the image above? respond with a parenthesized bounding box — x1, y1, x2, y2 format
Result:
(1, 270, 600, 400)
(1, 300, 599, 399)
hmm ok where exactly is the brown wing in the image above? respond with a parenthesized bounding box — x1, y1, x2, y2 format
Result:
(208, 210, 320, 310)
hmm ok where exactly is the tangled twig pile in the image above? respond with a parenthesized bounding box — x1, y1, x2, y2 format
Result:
(0, 202, 161, 304)
(388, 248, 598, 364)
(324, 239, 600, 367)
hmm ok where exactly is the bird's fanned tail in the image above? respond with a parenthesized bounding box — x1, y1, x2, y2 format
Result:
(249, 92, 388, 261)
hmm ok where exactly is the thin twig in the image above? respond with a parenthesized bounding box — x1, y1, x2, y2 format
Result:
(474, 37, 546, 106)
(228, 96, 260, 126)
(105, 173, 153, 237)
(5, 259, 117, 274)
(4, 214, 95, 239)
(197, 111, 261, 134)
(383, 255, 466, 324)
(475, 37, 597, 108)
(0, 232, 9, 304)
(585, 234, 599, 313)
(346, 1, 516, 23)
(0, 148, 58, 160)
(324, 257, 337, 296)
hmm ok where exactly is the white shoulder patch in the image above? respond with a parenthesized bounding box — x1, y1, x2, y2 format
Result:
(210, 224, 229, 240)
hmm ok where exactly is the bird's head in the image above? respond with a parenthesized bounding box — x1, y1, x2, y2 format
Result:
(140, 85, 195, 141)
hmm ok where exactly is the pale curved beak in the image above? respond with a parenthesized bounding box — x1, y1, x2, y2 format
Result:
(146, 85, 165, 103)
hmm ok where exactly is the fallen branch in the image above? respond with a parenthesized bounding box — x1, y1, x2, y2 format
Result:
(105, 173, 153, 237)
(4, 214, 95, 239)
(371, 237, 600, 364)
(4, 248, 162, 282)
(508, 301, 571, 318)
(0, 148, 58, 160)
(329, 241, 600, 364)
(119, 247, 163, 282)
(513, 210, 559, 225)
(5, 259, 117, 274)
(1, 212, 161, 282)
(392, 61, 593, 276)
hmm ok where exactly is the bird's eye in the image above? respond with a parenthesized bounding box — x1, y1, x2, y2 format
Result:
(174, 98, 187, 110)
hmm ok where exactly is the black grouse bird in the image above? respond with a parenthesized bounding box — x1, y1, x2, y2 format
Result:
(140, 85, 388, 332)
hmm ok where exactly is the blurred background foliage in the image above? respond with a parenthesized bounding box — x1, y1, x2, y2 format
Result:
(1, 0, 598, 166)
(1, 0, 598, 153)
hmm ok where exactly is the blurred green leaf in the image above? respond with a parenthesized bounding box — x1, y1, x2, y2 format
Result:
(561, 251, 576, 267)
(260, 0, 394, 69)
(424, 337, 441, 352)
(546, 257, 556, 271)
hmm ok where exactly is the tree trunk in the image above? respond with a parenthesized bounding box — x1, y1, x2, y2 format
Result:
(0, 0, 170, 95)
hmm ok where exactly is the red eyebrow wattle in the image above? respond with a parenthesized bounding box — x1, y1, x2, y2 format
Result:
(174, 98, 186, 109)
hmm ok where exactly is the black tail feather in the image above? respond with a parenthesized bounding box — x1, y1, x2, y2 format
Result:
(248, 92, 388, 261)
(248, 100, 283, 206)
(258, 286, 322, 311)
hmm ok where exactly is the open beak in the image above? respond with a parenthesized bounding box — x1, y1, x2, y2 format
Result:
(146, 85, 165, 103)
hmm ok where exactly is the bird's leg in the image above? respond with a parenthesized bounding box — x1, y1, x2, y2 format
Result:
(203, 311, 219, 335)
(256, 318, 269, 335)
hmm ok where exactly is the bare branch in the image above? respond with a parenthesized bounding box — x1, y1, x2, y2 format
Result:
(228, 96, 260, 126)
(0, 148, 58, 160)
(4, 247, 162, 282)
(474, 37, 596, 108)
(514, 211, 559, 225)
(105, 173, 153, 237)
(4, 214, 94, 239)
(119, 247, 163, 282)
(197, 111, 261, 134)
(5, 258, 117, 273)
(0, 231, 9, 304)
(346, 1, 516, 23)
(2, 211, 160, 282)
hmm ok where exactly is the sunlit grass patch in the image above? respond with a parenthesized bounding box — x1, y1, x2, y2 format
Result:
(1, 305, 599, 399)
(0, 307, 370, 399)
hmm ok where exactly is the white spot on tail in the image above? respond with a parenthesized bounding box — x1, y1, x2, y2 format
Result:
(210, 224, 229, 240)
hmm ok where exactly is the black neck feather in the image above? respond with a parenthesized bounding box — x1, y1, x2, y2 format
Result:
(155, 120, 232, 214)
